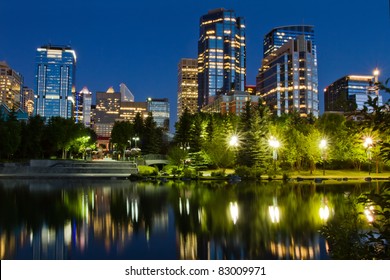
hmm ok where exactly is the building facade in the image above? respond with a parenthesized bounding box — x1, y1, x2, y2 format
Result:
(120, 83, 134, 102)
(256, 35, 319, 117)
(0, 61, 23, 110)
(198, 8, 246, 109)
(147, 98, 170, 131)
(34, 45, 76, 119)
(201, 90, 259, 115)
(177, 58, 198, 118)
(74, 87, 93, 127)
(93, 87, 121, 137)
(263, 25, 316, 58)
(22, 86, 35, 116)
(324, 75, 383, 112)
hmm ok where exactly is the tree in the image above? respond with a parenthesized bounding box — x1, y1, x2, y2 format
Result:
(237, 102, 271, 170)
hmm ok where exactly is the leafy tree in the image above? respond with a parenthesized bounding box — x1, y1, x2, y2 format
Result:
(142, 112, 162, 154)
(111, 121, 134, 157)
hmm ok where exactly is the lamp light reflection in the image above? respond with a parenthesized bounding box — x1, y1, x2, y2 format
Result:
(229, 202, 239, 224)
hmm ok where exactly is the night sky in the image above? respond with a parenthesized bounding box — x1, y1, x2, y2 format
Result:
(2, 0, 390, 131)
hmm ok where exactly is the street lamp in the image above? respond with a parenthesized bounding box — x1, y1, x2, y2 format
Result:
(319, 139, 327, 175)
(180, 143, 190, 168)
(229, 135, 239, 147)
(268, 136, 280, 172)
(132, 136, 140, 148)
(373, 68, 380, 96)
(363, 137, 373, 175)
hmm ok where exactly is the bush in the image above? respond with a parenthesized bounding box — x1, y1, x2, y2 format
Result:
(235, 166, 265, 180)
(182, 168, 195, 178)
(211, 170, 225, 177)
(138, 165, 158, 176)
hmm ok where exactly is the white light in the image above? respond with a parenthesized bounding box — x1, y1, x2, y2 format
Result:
(269, 137, 280, 148)
(319, 206, 330, 221)
(229, 135, 239, 147)
(229, 202, 239, 224)
(269, 206, 280, 223)
(319, 139, 327, 149)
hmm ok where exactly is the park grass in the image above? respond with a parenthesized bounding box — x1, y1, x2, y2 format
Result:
(201, 168, 390, 182)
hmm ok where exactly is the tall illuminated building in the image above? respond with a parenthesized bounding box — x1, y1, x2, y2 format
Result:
(120, 83, 134, 102)
(22, 86, 35, 116)
(94, 87, 121, 137)
(177, 58, 198, 118)
(256, 35, 319, 117)
(263, 25, 316, 58)
(198, 8, 246, 109)
(34, 44, 76, 119)
(74, 87, 93, 127)
(147, 97, 170, 131)
(0, 61, 23, 110)
(324, 74, 383, 112)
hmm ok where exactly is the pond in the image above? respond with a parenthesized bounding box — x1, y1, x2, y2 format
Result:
(0, 178, 383, 260)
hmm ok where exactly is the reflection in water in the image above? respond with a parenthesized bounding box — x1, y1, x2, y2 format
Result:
(0, 179, 379, 260)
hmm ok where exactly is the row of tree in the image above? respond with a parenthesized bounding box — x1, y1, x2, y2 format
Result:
(172, 94, 390, 174)
(0, 113, 96, 160)
(1, 84, 389, 171)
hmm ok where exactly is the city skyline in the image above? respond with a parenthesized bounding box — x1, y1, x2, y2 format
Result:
(2, 0, 390, 130)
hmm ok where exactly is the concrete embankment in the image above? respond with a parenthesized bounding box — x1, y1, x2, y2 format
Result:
(0, 159, 138, 178)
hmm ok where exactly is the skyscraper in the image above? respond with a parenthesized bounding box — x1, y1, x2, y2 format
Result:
(22, 86, 35, 116)
(177, 58, 198, 118)
(198, 8, 246, 109)
(34, 44, 76, 119)
(74, 87, 93, 127)
(0, 61, 23, 110)
(94, 87, 121, 137)
(256, 35, 319, 117)
(120, 83, 134, 102)
(263, 25, 316, 58)
(324, 74, 383, 112)
(147, 98, 170, 131)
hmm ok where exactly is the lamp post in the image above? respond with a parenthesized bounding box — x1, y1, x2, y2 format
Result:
(180, 142, 190, 168)
(132, 136, 140, 148)
(373, 68, 380, 96)
(319, 139, 327, 176)
(364, 137, 373, 175)
(229, 135, 239, 165)
(268, 136, 280, 172)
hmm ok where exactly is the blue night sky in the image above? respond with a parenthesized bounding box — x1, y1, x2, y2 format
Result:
(2, 0, 390, 131)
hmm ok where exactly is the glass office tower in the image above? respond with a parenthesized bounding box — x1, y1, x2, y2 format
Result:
(324, 75, 383, 112)
(198, 8, 246, 109)
(0, 61, 23, 110)
(256, 36, 319, 117)
(34, 45, 76, 119)
(147, 98, 170, 131)
(177, 58, 198, 118)
(263, 25, 316, 58)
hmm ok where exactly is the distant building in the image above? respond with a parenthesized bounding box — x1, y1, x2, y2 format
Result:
(198, 8, 246, 109)
(120, 83, 134, 102)
(94, 87, 121, 137)
(201, 91, 260, 115)
(177, 58, 198, 118)
(22, 86, 35, 116)
(147, 98, 170, 131)
(0, 103, 28, 121)
(119, 101, 148, 122)
(34, 44, 76, 119)
(74, 87, 93, 127)
(256, 35, 319, 117)
(0, 61, 23, 110)
(324, 75, 383, 112)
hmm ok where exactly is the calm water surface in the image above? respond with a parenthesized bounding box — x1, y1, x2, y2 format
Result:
(0, 179, 381, 260)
